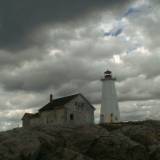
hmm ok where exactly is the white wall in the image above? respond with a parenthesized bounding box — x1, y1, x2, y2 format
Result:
(40, 109, 65, 125)
(65, 95, 94, 125)
(30, 117, 41, 126)
(101, 79, 120, 123)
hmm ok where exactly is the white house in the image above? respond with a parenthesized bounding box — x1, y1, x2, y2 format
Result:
(22, 93, 95, 127)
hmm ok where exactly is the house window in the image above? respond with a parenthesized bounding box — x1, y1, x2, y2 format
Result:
(70, 114, 74, 120)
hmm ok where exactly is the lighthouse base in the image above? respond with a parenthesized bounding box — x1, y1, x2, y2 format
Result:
(100, 113, 119, 124)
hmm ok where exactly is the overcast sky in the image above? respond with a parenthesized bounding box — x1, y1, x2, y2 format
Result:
(0, 0, 160, 130)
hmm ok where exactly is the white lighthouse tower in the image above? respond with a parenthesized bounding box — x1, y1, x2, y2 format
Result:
(100, 70, 120, 123)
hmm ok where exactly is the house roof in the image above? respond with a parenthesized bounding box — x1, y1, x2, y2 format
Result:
(22, 113, 40, 120)
(39, 93, 95, 112)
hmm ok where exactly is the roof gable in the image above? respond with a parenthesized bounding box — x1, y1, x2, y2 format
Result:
(39, 93, 79, 112)
(22, 113, 40, 120)
(78, 94, 95, 110)
(39, 93, 95, 112)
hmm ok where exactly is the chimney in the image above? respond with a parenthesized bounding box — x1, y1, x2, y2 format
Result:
(50, 94, 53, 103)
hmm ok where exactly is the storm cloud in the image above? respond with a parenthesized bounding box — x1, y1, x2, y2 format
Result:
(0, 0, 160, 131)
(0, 0, 131, 51)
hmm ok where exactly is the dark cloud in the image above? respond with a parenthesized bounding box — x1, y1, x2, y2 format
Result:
(0, 57, 100, 92)
(104, 28, 123, 37)
(119, 100, 160, 121)
(0, 0, 160, 131)
(0, 47, 46, 68)
(0, 0, 131, 51)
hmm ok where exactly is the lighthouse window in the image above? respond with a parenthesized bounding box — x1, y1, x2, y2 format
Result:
(70, 114, 74, 120)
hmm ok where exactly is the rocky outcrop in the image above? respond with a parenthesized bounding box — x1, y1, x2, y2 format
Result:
(0, 120, 159, 160)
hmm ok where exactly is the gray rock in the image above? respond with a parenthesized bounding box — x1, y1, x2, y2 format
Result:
(0, 121, 159, 160)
